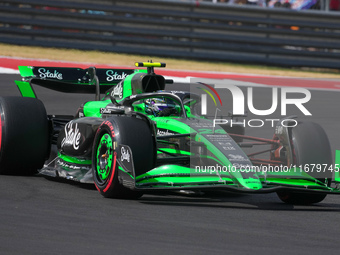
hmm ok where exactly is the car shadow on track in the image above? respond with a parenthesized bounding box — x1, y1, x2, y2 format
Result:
(41, 175, 97, 190)
(138, 191, 340, 211)
(34, 175, 340, 211)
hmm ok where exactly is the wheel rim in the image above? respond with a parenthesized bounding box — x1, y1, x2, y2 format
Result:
(95, 133, 113, 184)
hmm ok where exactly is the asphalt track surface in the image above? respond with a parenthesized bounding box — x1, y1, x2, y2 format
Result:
(1, 73, 340, 255)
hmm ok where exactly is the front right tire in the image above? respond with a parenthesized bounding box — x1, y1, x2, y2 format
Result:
(276, 122, 332, 205)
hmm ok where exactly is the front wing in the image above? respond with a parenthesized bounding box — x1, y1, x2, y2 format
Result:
(39, 146, 340, 196)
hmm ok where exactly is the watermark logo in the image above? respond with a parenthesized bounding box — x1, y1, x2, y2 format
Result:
(197, 82, 222, 115)
(192, 80, 312, 128)
(200, 82, 311, 116)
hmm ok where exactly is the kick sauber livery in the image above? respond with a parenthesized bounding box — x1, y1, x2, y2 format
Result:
(0, 62, 340, 204)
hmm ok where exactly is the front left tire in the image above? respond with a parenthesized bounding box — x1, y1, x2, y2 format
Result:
(92, 116, 156, 199)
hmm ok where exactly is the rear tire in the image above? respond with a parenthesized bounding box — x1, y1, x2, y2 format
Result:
(92, 116, 155, 199)
(0, 97, 50, 175)
(276, 122, 331, 205)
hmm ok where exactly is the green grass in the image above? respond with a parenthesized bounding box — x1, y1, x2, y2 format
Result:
(1, 43, 339, 79)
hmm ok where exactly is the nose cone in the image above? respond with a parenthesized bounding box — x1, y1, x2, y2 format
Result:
(237, 172, 263, 190)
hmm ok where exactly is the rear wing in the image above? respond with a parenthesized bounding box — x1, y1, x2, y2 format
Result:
(15, 66, 135, 99)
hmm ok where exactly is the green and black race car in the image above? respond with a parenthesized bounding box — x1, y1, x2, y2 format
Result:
(1, 62, 340, 204)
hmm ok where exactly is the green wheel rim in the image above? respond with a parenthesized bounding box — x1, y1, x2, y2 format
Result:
(96, 133, 113, 183)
